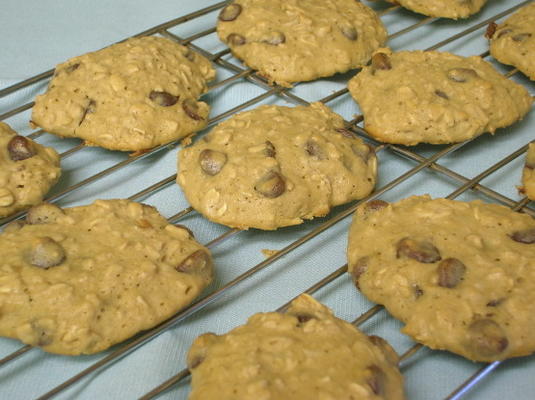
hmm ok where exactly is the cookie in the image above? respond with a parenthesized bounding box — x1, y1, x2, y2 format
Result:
(31, 36, 216, 152)
(520, 142, 535, 200)
(488, 2, 535, 81)
(0, 199, 213, 355)
(0, 122, 60, 218)
(381, 0, 488, 19)
(347, 195, 535, 362)
(177, 102, 377, 230)
(216, 0, 387, 86)
(187, 294, 405, 400)
(348, 49, 533, 145)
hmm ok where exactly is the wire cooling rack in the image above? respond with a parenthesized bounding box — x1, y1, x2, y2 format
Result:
(1, 0, 534, 399)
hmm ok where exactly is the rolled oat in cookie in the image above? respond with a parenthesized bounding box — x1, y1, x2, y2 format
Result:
(177, 102, 377, 230)
(377, 0, 488, 19)
(347, 195, 535, 362)
(520, 142, 535, 200)
(216, 0, 387, 86)
(488, 2, 535, 81)
(348, 49, 532, 145)
(187, 294, 405, 400)
(0, 199, 213, 355)
(31, 36, 215, 152)
(0, 122, 60, 218)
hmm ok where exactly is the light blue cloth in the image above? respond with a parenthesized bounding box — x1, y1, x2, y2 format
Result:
(0, 1, 534, 399)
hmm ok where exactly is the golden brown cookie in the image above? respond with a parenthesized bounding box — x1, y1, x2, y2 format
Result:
(382, 0, 488, 19)
(177, 102, 377, 230)
(216, 0, 387, 86)
(347, 196, 535, 362)
(31, 36, 215, 151)
(488, 2, 535, 81)
(0, 122, 60, 218)
(348, 49, 533, 145)
(187, 294, 405, 400)
(0, 199, 213, 355)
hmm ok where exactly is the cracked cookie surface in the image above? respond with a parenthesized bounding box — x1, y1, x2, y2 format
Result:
(0, 199, 213, 355)
(488, 2, 535, 81)
(348, 49, 532, 145)
(187, 294, 405, 400)
(0, 122, 60, 218)
(381, 0, 488, 19)
(216, 0, 387, 86)
(347, 195, 535, 362)
(31, 36, 215, 151)
(177, 102, 377, 230)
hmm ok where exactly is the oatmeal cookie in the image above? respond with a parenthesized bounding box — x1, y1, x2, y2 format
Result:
(347, 196, 535, 362)
(216, 0, 387, 86)
(177, 102, 377, 230)
(0, 199, 213, 355)
(31, 36, 215, 151)
(187, 294, 405, 400)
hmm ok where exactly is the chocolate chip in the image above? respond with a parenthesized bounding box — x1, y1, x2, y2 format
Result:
(65, 63, 80, 73)
(263, 31, 285, 45)
(351, 257, 368, 289)
(27, 237, 66, 269)
(485, 22, 497, 39)
(435, 90, 449, 99)
(218, 3, 242, 21)
(340, 25, 358, 41)
(7, 136, 36, 161)
(254, 171, 286, 198)
(437, 258, 466, 288)
(413, 284, 424, 298)
(365, 365, 386, 396)
(368, 335, 399, 366)
(447, 68, 478, 83)
(468, 319, 508, 358)
(512, 33, 532, 42)
(184, 50, 195, 62)
(371, 53, 391, 71)
(182, 99, 203, 121)
(149, 91, 178, 107)
(289, 313, 317, 327)
(396, 238, 441, 263)
(199, 149, 227, 176)
(79, 99, 96, 125)
(486, 298, 504, 307)
(510, 228, 535, 244)
(26, 203, 65, 225)
(305, 140, 326, 160)
(176, 250, 211, 275)
(360, 200, 388, 220)
(264, 140, 276, 157)
(227, 33, 246, 46)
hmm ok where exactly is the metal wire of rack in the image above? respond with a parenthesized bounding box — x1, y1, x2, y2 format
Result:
(0, 0, 534, 399)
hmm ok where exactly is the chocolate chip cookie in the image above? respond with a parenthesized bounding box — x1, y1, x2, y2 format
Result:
(187, 294, 405, 400)
(216, 0, 387, 86)
(520, 142, 535, 200)
(0, 199, 213, 355)
(348, 49, 533, 145)
(488, 2, 535, 81)
(0, 122, 60, 218)
(347, 195, 535, 362)
(31, 36, 215, 151)
(381, 0, 488, 19)
(177, 102, 377, 230)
